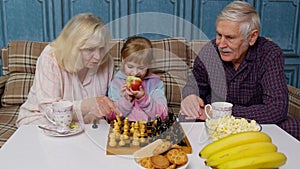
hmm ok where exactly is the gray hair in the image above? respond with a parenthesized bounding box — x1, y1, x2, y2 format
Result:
(216, 1, 260, 39)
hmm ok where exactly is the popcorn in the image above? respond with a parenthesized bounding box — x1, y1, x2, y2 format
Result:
(205, 116, 261, 141)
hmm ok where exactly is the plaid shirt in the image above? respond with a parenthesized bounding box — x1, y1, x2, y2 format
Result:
(184, 37, 289, 123)
(183, 37, 300, 140)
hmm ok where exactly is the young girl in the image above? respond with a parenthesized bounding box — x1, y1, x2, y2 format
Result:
(108, 36, 168, 121)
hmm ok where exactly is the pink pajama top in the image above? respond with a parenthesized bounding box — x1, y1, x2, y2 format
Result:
(16, 45, 114, 126)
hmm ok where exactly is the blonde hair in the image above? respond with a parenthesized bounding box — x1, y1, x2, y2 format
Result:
(121, 36, 153, 69)
(50, 13, 111, 73)
(216, 1, 260, 38)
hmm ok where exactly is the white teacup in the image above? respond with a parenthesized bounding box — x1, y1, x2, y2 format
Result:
(204, 102, 233, 119)
(44, 100, 73, 131)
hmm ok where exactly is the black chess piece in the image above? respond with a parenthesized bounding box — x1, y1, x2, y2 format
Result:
(168, 112, 176, 124)
(150, 127, 156, 137)
(92, 119, 98, 129)
(155, 115, 162, 127)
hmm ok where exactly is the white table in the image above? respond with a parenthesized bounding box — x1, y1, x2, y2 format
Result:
(0, 122, 299, 169)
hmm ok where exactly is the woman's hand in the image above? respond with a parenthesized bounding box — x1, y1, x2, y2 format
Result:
(81, 96, 121, 123)
(180, 94, 207, 120)
(95, 96, 121, 117)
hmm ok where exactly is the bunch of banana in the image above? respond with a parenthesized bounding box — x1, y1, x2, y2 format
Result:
(199, 131, 287, 169)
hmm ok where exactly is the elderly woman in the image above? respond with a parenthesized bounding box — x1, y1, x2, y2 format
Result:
(17, 13, 121, 126)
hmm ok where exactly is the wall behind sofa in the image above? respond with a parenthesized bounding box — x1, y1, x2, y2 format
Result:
(0, 0, 299, 88)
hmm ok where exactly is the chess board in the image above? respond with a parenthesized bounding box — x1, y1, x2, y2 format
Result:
(106, 117, 192, 155)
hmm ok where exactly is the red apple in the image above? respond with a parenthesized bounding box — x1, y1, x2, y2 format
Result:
(126, 76, 142, 91)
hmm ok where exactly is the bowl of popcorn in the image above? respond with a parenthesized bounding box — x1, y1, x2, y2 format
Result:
(133, 139, 190, 169)
(205, 116, 262, 141)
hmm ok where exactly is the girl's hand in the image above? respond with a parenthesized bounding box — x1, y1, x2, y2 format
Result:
(129, 85, 145, 99)
(121, 83, 134, 101)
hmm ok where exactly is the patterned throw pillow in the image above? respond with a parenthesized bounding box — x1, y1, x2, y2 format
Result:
(151, 38, 189, 112)
(1, 73, 34, 106)
(1, 48, 8, 76)
(188, 40, 209, 70)
(7, 41, 48, 74)
(107, 39, 125, 72)
(1, 41, 48, 106)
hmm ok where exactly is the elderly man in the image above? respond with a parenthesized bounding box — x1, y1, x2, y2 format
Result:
(180, 1, 299, 140)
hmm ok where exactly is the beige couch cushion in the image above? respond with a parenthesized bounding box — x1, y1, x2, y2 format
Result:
(2, 73, 35, 105)
(188, 40, 210, 70)
(1, 41, 48, 106)
(1, 48, 8, 76)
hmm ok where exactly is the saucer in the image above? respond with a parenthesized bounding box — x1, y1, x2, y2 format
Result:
(40, 123, 84, 137)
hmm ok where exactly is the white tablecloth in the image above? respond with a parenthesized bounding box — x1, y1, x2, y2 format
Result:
(0, 122, 299, 169)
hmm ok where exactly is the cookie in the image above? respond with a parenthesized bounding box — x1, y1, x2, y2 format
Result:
(166, 148, 188, 165)
(152, 141, 172, 155)
(150, 155, 170, 169)
(166, 163, 177, 169)
(139, 157, 153, 169)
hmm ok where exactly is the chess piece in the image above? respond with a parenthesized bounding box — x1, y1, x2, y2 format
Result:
(116, 115, 122, 126)
(123, 123, 129, 139)
(113, 120, 121, 140)
(130, 122, 135, 135)
(109, 133, 117, 147)
(124, 117, 130, 127)
(140, 128, 146, 143)
(92, 119, 98, 129)
(139, 121, 146, 131)
(134, 121, 139, 133)
(119, 135, 126, 146)
(133, 130, 140, 138)
(155, 115, 162, 127)
(113, 120, 120, 132)
(132, 132, 140, 146)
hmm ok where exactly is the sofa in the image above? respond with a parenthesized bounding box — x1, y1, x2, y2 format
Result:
(0, 38, 300, 148)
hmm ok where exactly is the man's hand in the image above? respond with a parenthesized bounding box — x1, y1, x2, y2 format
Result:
(180, 94, 207, 120)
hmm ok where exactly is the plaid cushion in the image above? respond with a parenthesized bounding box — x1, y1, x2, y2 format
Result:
(188, 40, 209, 70)
(107, 39, 125, 72)
(0, 41, 48, 107)
(1, 73, 34, 106)
(8, 41, 48, 74)
(1, 48, 8, 76)
(151, 37, 188, 69)
(160, 72, 183, 109)
(0, 105, 19, 147)
(288, 85, 300, 119)
(0, 75, 9, 106)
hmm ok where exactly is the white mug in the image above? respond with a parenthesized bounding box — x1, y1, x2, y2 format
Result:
(44, 100, 73, 130)
(204, 102, 233, 119)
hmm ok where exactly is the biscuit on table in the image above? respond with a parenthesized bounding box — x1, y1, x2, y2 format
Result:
(166, 148, 188, 165)
(150, 155, 170, 169)
(139, 157, 153, 169)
